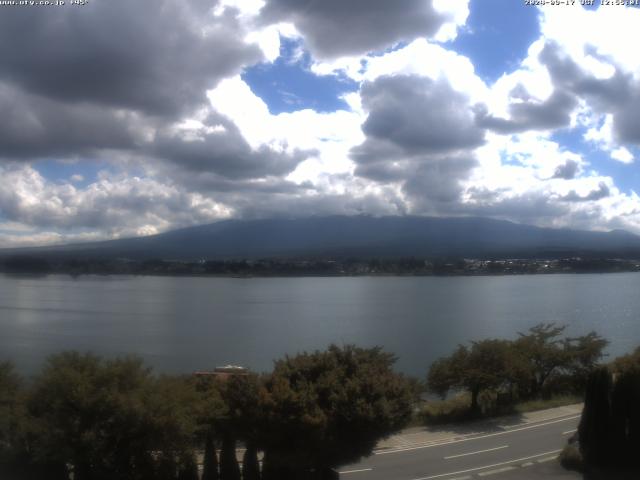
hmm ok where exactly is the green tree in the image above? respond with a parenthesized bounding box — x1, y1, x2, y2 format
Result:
(577, 348, 640, 470)
(177, 452, 199, 480)
(28, 352, 198, 480)
(563, 331, 609, 392)
(201, 433, 219, 480)
(217, 374, 264, 480)
(426, 340, 511, 414)
(515, 324, 608, 398)
(515, 323, 569, 397)
(0, 361, 21, 460)
(260, 345, 414, 478)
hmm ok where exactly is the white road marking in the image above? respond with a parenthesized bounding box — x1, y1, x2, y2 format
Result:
(444, 445, 508, 460)
(521, 462, 534, 467)
(536, 455, 558, 463)
(338, 468, 373, 475)
(376, 415, 579, 455)
(477, 466, 516, 476)
(410, 449, 562, 480)
(562, 429, 577, 435)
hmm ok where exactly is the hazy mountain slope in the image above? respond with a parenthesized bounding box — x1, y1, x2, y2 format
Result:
(3, 216, 640, 260)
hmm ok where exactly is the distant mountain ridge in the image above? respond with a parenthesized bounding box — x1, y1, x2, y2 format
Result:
(3, 216, 640, 260)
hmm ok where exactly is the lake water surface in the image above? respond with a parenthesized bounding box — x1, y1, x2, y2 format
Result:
(1, 273, 639, 377)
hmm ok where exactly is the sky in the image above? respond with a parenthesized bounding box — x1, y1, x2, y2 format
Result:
(2, 0, 640, 247)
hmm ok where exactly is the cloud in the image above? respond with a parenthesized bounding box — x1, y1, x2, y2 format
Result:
(350, 75, 483, 210)
(355, 75, 485, 158)
(259, 0, 449, 59)
(475, 89, 578, 134)
(0, 0, 261, 118)
(0, 164, 230, 235)
(151, 111, 314, 180)
(561, 182, 611, 203)
(0, 82, 143, 160)
(552, 160, 580, 180)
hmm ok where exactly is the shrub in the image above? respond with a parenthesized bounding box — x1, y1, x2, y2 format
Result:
(559, 443, 584, 472)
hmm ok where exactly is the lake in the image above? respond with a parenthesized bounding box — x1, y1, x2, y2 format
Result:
(1, 273, 639, 377)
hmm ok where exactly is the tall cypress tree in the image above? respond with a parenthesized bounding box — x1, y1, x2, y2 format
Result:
(579, 367, 613, 466)
(241, 443, 260, 480)
(219, 433, 241, 480)
(202, 433, 219, 480)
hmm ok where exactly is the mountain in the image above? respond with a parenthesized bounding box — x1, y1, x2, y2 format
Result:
(3, 216, 640, 260)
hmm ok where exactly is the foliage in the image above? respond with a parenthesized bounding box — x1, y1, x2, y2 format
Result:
(420, 393, 476, 425)
(578, 349, 640, 471)
(27, 352, 198, 480)
(427, 323, 609, 417)
(260, 344, 415, 474)
(559, 443, 584, 472)
(427, 340, 512, 413)
(0, 361, 22, 459)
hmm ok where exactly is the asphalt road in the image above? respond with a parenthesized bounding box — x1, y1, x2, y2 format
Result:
(338, 412, 581, 480)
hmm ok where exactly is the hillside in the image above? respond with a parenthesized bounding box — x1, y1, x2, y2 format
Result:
(3, 216, 640, 261)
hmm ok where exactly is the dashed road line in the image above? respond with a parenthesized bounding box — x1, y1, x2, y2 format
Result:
(477, 466, 516, 476)
(562, 429, 577, 435)
(376, 415, 579, 455)
(338, 468, 373, 475)
(536, 455, 559, 463)
(409, 449, 562, 480)
(444, 445, 508, 460)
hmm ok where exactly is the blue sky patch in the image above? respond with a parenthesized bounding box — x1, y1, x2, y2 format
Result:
(447, 0, 540, 83)
(35, 159, 104, 188)
(242, 37, 359, 115)
(552, 128, 639, 194)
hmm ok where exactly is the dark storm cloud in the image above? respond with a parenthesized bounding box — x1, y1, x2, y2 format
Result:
(0, 83, 141, 160)
(0, 0, 261, 117)
(350, 75, 482, 209)
(475, 89, 578, 134)
(552, 159, 580, 180)
(0, 0, 276, 170)
(152, 113, 314, 180)
(561, 182, 610, 203)
(354, 75, 485, 160)
(402, 155, 478, 207)
(259, 0, 446, 59)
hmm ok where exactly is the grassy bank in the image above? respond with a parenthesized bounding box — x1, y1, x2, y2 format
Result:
(414, 392, 582, 426)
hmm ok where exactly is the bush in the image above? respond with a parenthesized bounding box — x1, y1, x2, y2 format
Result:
(559, 443, 584, 472)
(420, 393, 476, 425)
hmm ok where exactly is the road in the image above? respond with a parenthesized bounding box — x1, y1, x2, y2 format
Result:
(338, 411, 581, 480)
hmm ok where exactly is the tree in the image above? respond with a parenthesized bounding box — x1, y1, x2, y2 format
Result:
(27, 352, 199, 480)
(201, 433, 219, 480)
(177, 452, 199, 480)
(217, 374, 264, 480)
(514, 324, 609, 398)
(578, 348, 640, 470)
(426, 340, 511, 414)
(0, 361, 21, 460)
(261, 345, 415, 478)
(563, 331, 609, 391)
(192, 375, 225, 480)
(515, 323, 569, 397)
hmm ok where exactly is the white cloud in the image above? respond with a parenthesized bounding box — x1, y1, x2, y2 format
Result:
(611, 147, 634, 164)
(0, 164, 232, 245)
(539, 4, 640, 79)
(432, 0, 471, 42)
(208, 76, 365, 183)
